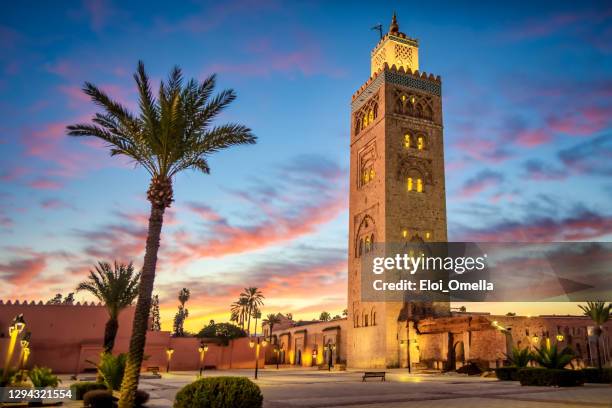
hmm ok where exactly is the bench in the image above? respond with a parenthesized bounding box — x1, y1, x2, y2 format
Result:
(145, 366, 161, 378)
(362, 371, 386, 382)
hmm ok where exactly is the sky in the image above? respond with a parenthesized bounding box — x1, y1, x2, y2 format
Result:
(0, 0, 610, 332)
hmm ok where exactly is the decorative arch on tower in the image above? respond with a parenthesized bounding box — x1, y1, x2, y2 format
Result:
(355, 214, 377, 258)
(396, 156, 433, 188)
(393, 89, 434, 121)
(354, 94, 379, 135)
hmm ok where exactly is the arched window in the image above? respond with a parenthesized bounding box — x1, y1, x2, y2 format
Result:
(364, 235, 371, 253)
(417, 136, 425, 150)
(404, 133, 411, 148)
(372, 311, 376, 326)
(407, 177, 413, 191)
(368, 109, 374, 123)
(416, 178, 423, 192)
(364, 314, 369, 327)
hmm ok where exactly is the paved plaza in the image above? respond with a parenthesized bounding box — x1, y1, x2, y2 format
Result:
(59, 368, 612, 408)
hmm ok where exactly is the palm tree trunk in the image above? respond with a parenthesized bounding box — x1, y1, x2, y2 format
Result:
(247, 306, 252, 335)
(269, 323, 274, 342)
(596, 335, 603, 370)
(103, 317, 119, 353)
(118, 203, 165, 408)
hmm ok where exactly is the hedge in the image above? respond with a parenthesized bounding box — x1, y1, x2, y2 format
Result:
(495, 366, 519, 381)
(83, 389, 114, 408)
(518, 368, 584, 387)
(70, 382, 107, 400)
(174, 376, 263, 408)
(581, 368, 612, 384)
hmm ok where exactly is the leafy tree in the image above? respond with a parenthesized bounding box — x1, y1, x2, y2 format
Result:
(532, 342, 574, 369)
(319, 311, 331, 321)
(62, 292, 75, 305)
(342, 309, 348, 317)
(47, 294, 62, 305)
(504, 346, 531, 368)
(263, 313, 281, 341)
(67, 61, 255, 407)
(198, 322, 246, 345)
(173, 288, 190, 337)
(76, 261, 140, 353)
(579, 301, 611, 370)
(332, 315, 341, 320)
(149, 294, 161, 331)
(240, 288, 264, 335)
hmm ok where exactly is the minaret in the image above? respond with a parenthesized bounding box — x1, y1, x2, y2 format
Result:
(347, 14, 448, 368)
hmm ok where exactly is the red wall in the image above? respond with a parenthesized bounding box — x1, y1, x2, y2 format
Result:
(0, 302, 263, 374)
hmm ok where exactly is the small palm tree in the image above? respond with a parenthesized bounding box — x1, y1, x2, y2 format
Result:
(230, 296, 249, 329)
(67, 61, 256, 407)
(240, 287, 264, 335)
(76, 261, 140, 353)
(579, 301, 611, 370)
(532, 342, 574, 369)
(504, 346, 531, 368)
(263, 313, 282, 342)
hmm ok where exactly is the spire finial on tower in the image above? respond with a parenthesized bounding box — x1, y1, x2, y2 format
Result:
(389, 11, 399, 34)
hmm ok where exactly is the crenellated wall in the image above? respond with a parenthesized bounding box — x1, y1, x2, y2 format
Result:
(0, 301, 263, 373)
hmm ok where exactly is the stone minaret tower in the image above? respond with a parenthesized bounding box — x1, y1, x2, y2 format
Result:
(347, 14, 448, 368)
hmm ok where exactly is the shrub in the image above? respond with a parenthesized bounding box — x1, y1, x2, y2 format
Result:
(98, 353, 127, 391)
(135, 390, 150, 407)
(495, 366, 519, 381)
(83, 389, 115, 407)
(174, 376, 263, 408)
(28, 366, 60, 388)
(456, 363, 482, 376)
(504, 346, 531, 368)
(70, 382, 107, 400)
(197, 323, 246, 345)
(531, 343, 574, 369)
(518, 368, 584, 387)
(0, 368, 17, 386)
(581, 368, 612, 383)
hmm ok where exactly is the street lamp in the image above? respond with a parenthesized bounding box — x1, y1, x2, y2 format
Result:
(273, 346, 280, 370)
(556, 333, 564, 342)
(326, 344, 336, 371)
(166, 347, 174, 374)
(3, 314, 26, 382)
(198, 342, 209, 377)
(249, 338, 267, 379)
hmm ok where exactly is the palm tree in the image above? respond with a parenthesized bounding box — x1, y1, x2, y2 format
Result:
(230, 296, 249, 329)
(173, 288, 190, 336)
(76, 261, 140, 353)
(240, 287, 264, 335)
(531, 342, 574, 369)
(504, 346, 531, 368)
(579, 301, 611, 370)
(263, 313, 281, 342)
(67, 62, 256, 407)
(252, 307, 261, 336)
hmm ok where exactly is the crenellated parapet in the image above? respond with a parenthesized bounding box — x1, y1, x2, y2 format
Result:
(351, 63, 442, 112)
(0, 299, 104, 306)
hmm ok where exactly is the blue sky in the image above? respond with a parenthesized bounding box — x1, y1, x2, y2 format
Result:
(0, 0, 610, 331)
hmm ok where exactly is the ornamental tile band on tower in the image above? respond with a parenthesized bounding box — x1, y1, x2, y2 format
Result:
(347, 13, 450, 369)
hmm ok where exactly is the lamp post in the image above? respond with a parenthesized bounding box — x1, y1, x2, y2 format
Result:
(273, 346, 280, 370)
(249, 337, 267, 379)
(3, 314, 26, 382)
(166, 347, 174, 374)
(198, 342, 209, 377)
(327, 344, 336, 371)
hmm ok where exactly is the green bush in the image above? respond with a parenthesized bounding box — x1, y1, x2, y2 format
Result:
(174, 376, 263, 408)
(504, 346, 531, 368)
(581, 368, 612, 383)
(531, 343, 574, 369)
(0, 368, 17, 386)
(495, 366, 519, 381)
(83, 389, 115, 407)
(98, 353, 127, 391)
(28, 366, 60, 388)
(518, 368, 584, 387)
(70, 382, 107, 400)
(135, 389, 150, 407)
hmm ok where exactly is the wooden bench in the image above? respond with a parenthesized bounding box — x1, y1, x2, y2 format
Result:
(362, 371, 386, 382)
(145, 366, 161, 378)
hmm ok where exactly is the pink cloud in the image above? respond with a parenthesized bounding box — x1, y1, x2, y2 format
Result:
(28, 178, 63, 190)
(455, 170, 504, 199)
(547, 106, 612, 136)
(0, 254, 47, 286)
(515, 129, 553, 147)
(40, 198, 74, 210)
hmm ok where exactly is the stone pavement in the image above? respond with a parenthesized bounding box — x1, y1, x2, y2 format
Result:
(58, 368, 612, 407)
